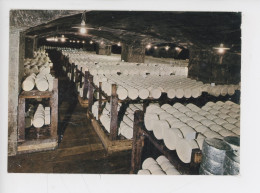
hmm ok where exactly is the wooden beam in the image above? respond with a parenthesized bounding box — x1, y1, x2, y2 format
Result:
(88, 74, 94, 113)
(83, 71, 89, 100)
(130, 110, 145, 174)
(98, 82, 103, 120)
(17, 98, 26, 142)
(109, 84, 118, 140)
(50, 78, 58, 140)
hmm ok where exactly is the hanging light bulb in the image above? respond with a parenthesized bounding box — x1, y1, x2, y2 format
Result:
(61, 35, 66, 42)
(101, 41, 104, 45)
(82, 40, 85, 44)
(165, 46, 170, 51)
(80, 27, 87, 34)
(146, 44, 152, 49)
(154, 46, 158, 50)
(213, 43, 230, 54)
(54, 37, 58, 42)
(90, 40, 93, 44)
(73, 40, 76, 43)
(77, 40, 80, 43)
(117, 42, 121, 47)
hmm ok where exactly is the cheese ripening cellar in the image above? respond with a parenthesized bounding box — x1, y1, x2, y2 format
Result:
(7, 10, 241, 175)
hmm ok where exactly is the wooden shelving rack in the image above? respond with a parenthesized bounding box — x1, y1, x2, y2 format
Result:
(17, 78, 58, 154)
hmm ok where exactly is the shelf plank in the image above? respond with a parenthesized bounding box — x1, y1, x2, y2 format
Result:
(19, 90, 52, 98)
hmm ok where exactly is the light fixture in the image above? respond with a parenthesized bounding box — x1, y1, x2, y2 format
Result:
(213, 43, 230, 54)
(72, 11, 95, 35)
(73, 40, 76, 43)
(46, 37, 55, 42)
(146, 44, 152, 49)
(90, 40, 93, 44)
(117, 42, 121, 47)
(60, 35, 66, 42)
(69, 40, 72, 43)
(175, 47, 181, 51)
(77, 40, 80, 43)
(165, 46, 170, 51)
(101, 41, 104, 45)
(54, 36, 58, 42)
(82, 40, 85, 44)
(154, 46, 158, 50)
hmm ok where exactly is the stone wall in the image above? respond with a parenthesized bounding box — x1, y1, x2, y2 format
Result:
(8, 28, 25, 156)
(188, 49, 241, 84)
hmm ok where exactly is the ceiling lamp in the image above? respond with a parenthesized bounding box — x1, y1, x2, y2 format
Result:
(73, 40, 76, 43)
(165, 46, 170, 51)
(72, 11, 95, 35)
(82, 40, 85, 44)
(46, 37, 55, 42)
(60, 35, 67, 42)
(54, 36, 58, 42)
(154, 46, 158, 50)
(146, 44, 152, 49)
(77, 40, 80, 43)
(117, 42, 121, 47)
(213, 43, 230, 54)
(90, 40, 93, 44)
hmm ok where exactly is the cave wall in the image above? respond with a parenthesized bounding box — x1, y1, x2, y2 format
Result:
(188, 49, 241, 84)
(121, 43, 145, 63)
(8, 10, 81, 156)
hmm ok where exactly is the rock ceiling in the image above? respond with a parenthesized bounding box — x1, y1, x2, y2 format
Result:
(11, 10, 241, 50)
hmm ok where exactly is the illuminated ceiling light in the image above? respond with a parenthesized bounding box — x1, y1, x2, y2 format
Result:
(146, 44, 152, 49)
(73, 40, 76, 43)
(54, 37, 58, 42)
(101, 41, 104, 45)
(77, 40, 80, 43)
(82, 40, 85, 44)
(80, 27, 87, 34)
(165, 46, 170, 51)
(46, 37, 55, 42)
(90, 40, 93, 44)
(213, 43, 230, 54)
(175, 47, 181, 51)
(69, 40, 72, 43)
(72, 11, 95, 35)
(60, 35, 66, 42)
(154, 46, 158, 50)
(117, 42, 121, 47)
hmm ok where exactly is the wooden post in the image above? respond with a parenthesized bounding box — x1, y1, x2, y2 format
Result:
(88, 75, 94, 112)
(17, 97, 26, 142)
(80, 67, 83, 88)
(98, 82, 102, 120)
(83, 71, 89, 99)
(71, 63, 75, 82)
(109, 84, 118, 140)
(190, 148, 202, 172)
(75, 65, 78, 83)
(130, 110, 145, 174)
(50, 79, 58, 140)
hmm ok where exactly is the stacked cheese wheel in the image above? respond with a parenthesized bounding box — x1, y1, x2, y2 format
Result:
(223, 136, 240, 175)
(138, 156, 180, 175)
(24, 50, 52, 77)
(59, 49, 239, 100)
(22, 50, 54, 92)
(91, 101, 143, 139)
(144, 101, 240, 163)
(199, 138, 232, 175)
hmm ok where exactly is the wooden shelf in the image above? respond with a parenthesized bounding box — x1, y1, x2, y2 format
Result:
(130, 110, 202, 175)
(17, 79, 58, 153)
